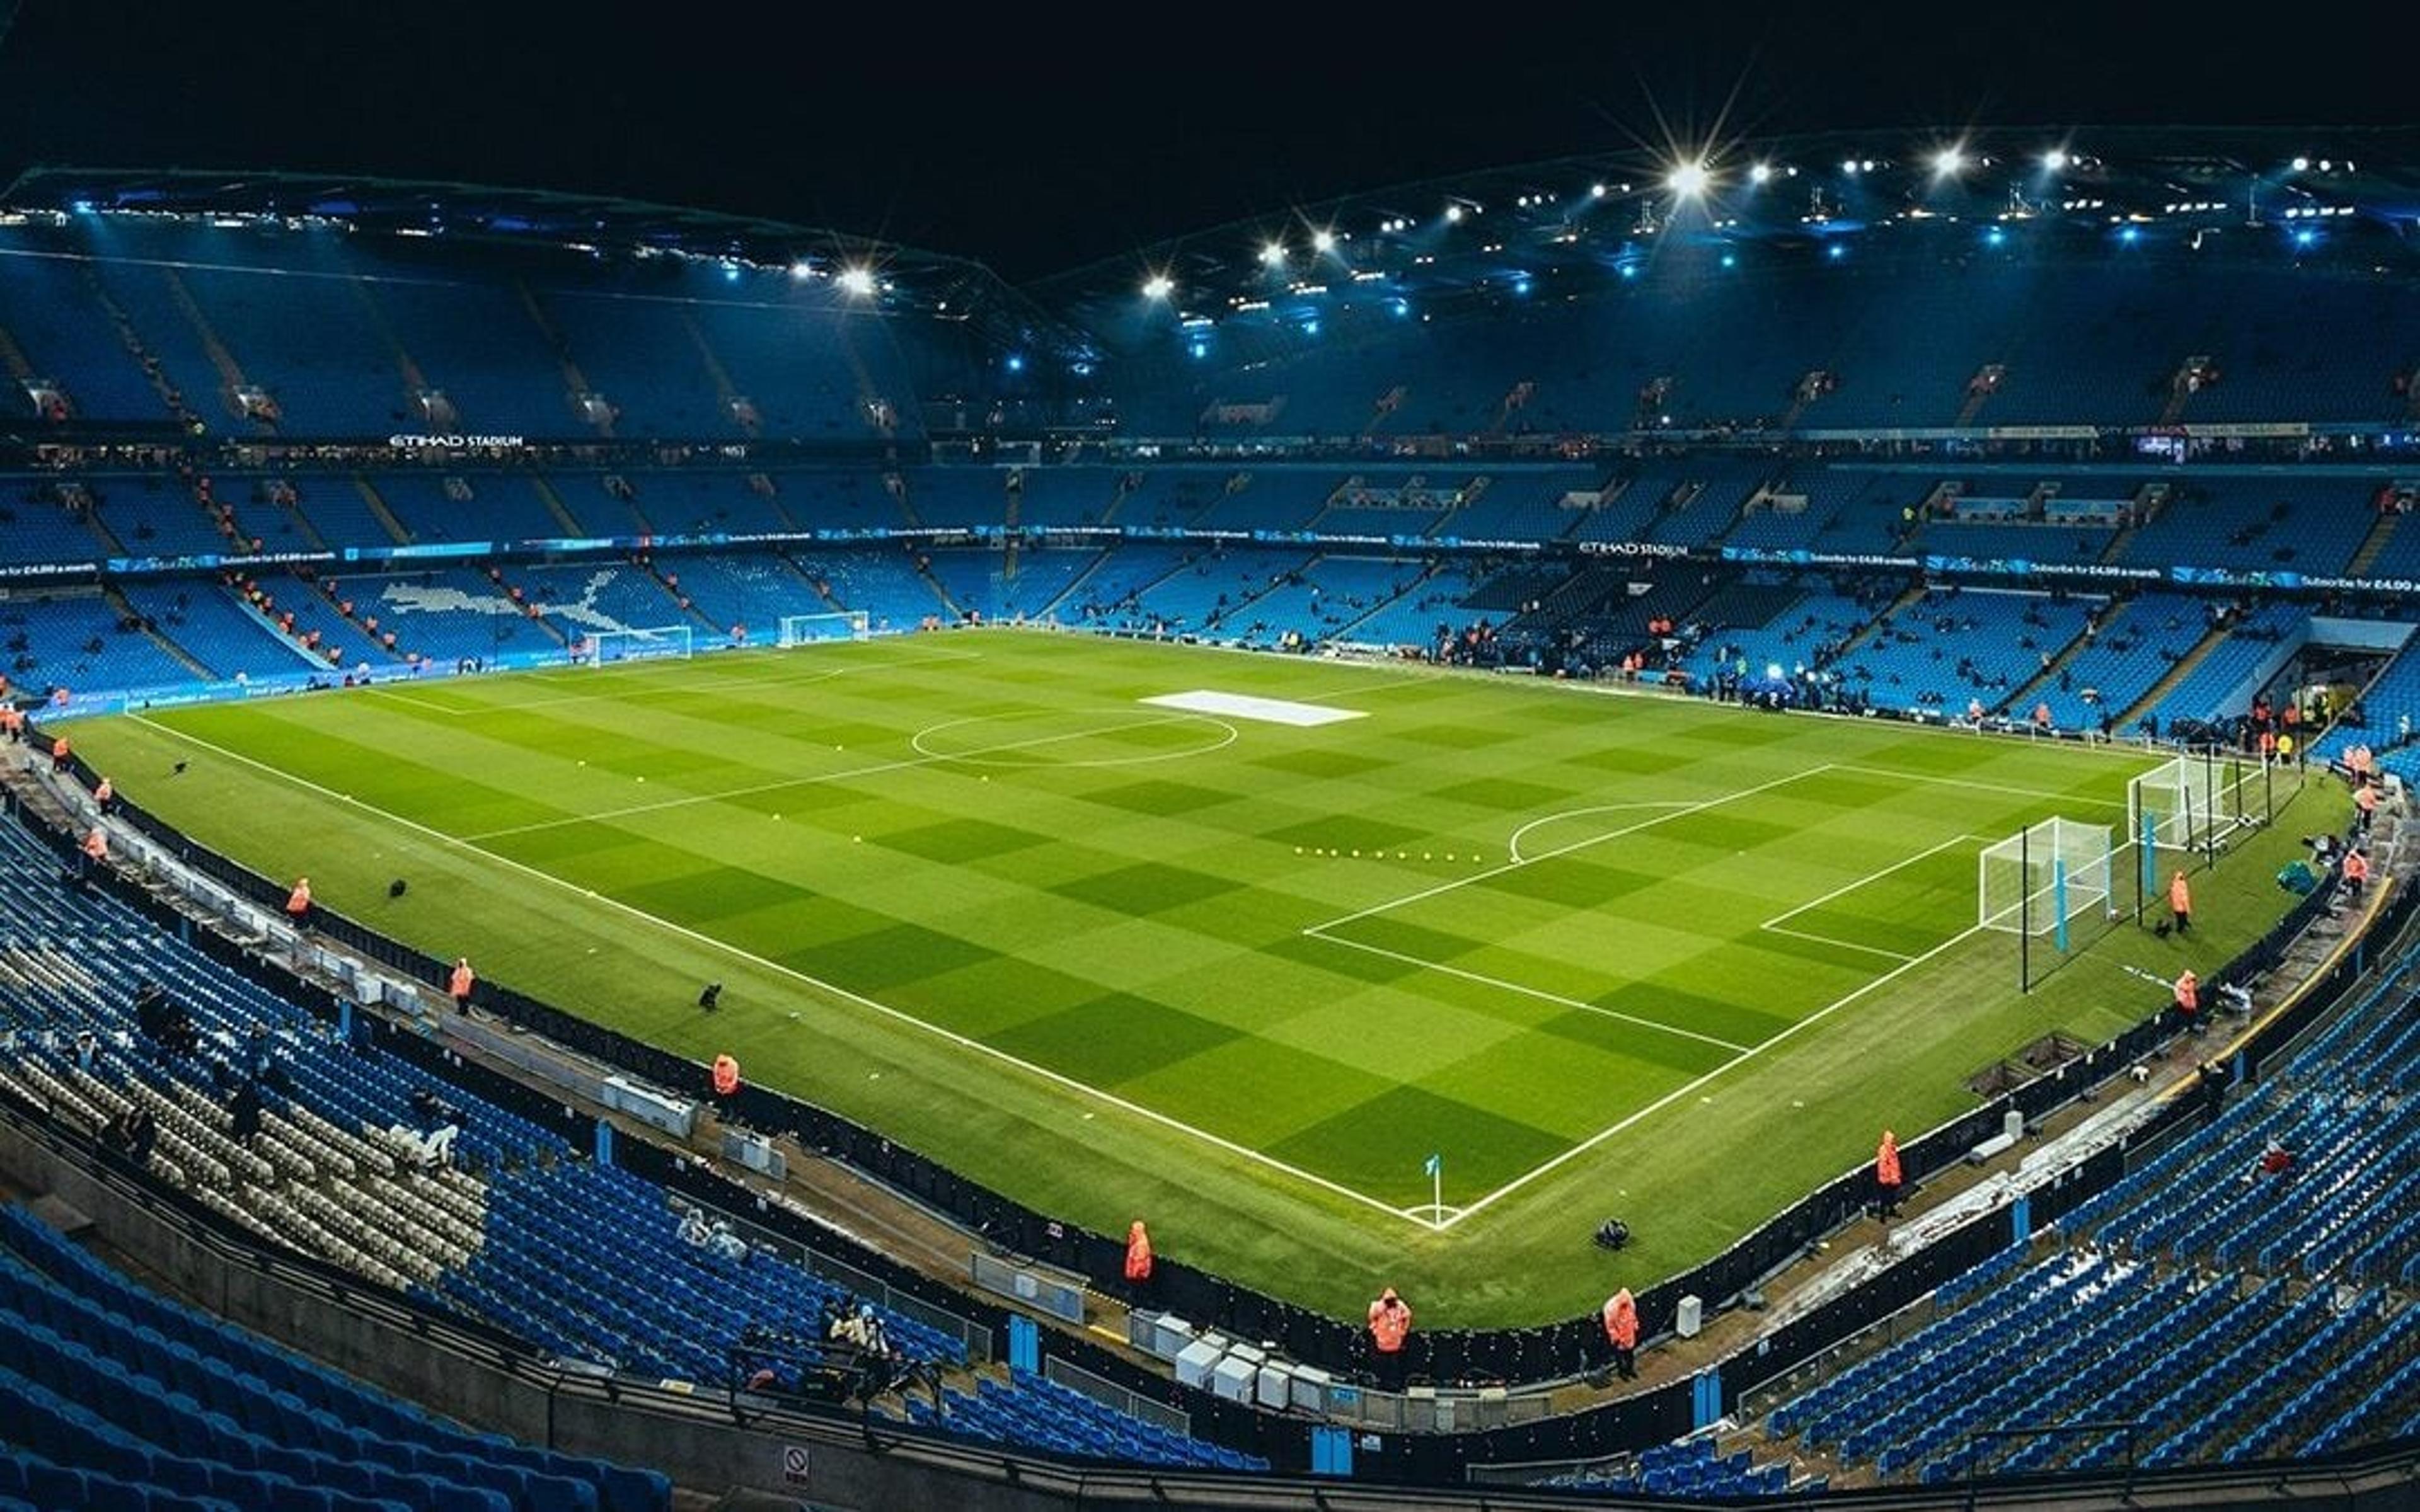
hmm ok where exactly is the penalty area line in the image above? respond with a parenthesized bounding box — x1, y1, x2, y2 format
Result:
(1432, 916, 1994, 1233)
(124, 714, 1429, 1230)
(1300, 928, 1756, 1055)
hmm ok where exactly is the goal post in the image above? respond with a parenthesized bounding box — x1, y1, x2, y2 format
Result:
(2129, 749, 2264, 861)
(1979, 816, 2114, 965)
(778, 610, 872, 648)
(582, 624, 694, 667)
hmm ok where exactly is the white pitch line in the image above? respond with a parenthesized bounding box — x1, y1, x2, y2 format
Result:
(1758, 925, 1918, 964)
(1760, 832, 1983, 931)
(462, 711, 1218, 842)
(1302, 929, 1756, 1054)
(362, 643, 986, 720)
(1506, 801, 1698, 864)
(1434, 916, 1993, 1232)
(1828, 762, 2133, 811)
(126, 715, 1424, 1228)
(1305, 763, 1838, 936)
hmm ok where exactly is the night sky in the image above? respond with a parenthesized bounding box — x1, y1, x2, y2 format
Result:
(0, 1, 2400, 283)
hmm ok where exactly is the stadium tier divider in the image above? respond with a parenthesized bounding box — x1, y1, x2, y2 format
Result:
(23, 726, 2404, 1461)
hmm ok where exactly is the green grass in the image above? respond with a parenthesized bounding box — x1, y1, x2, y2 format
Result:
(69, 631, 2319, 1324)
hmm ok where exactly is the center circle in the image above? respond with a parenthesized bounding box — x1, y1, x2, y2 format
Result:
(909, 709, 1238, 769)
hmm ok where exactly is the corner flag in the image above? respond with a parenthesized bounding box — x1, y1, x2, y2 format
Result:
(1423, 1153, 1441, 1177)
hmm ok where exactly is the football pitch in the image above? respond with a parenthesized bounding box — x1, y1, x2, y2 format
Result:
(70, 631, 2317, 1324)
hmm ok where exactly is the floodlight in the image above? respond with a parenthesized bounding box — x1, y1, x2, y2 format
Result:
(1841, 159, 1861, 176)
(2291, 156, 2310, 172)
(1259, 241, 1286, 266)
(1932, 147, 1967, 177)
(1141, 273, 1175, 299)
(1590, 182, 1608, 198)
(1444, 203, 1465, 223)
(2041, 148, 2070, 171)
(1748, 162, 1773, 185)
(789, 260, 815, 280)
(836, 266, 877, 296)
(1311, 228, 1337, 253)
(1666, 161, 1710, 197)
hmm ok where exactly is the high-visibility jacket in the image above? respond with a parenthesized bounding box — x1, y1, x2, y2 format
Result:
(1368, 1290, 1410, 1354)
(2175, 971, 2199, 1014)
(1876, 1131, 1902, 1188)
(286, 879, 312, 917)
(2357, 785, 2379, 814)
(81, 828, 106, 861)
(1124, 1221, 1154, 1283)
(93, 778, 112, 806)
(2170, 873, 2192, 915)
(51, 736, 69, 762)
(2344, 850, 2371, 885)
(449, 961, 475, 999)
(1602, 1289, 1640, 1351)
(712, 1054, 741, 1097)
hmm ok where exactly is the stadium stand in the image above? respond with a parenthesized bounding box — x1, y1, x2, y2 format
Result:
(1747, 939, 2420, 1487)
(0, 805, 1252, 1475)
(0, 1203, 671, 1512)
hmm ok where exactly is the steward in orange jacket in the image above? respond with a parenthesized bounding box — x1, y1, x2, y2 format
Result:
(1602, 1288, 1641, 1380)
(2167, 871, 2192, 936)
(1876, 1129, 1904, 1218)
(712, 1053, 742, 1103)
(286, 877, 313, 926)
(1124, 1220, 1154, 1286)
(448, 958, 475, 1013)
(1368, 1290, 1411, 1351)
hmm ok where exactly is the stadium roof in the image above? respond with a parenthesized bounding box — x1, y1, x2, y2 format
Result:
(1032, 125, 2420, 347)
(0, 164, 1099, 365)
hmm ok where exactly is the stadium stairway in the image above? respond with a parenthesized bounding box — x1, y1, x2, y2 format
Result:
(2346, 507, 2401, 579)
(2117, 616, 2233, 728)
(102, 585, 215, 682)
(160, 268, 272, 430)
(1994, 601, 2109, 720)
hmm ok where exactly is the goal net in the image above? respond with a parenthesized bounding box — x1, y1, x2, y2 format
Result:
(1979, 816, 2114, 942)
(2129, 751, 2260, 856)
(778, 610, 872, 648)
(584, 624, 694, 666)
